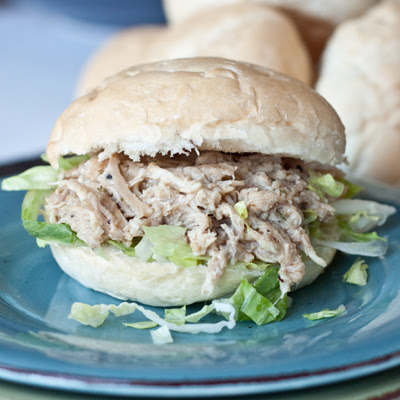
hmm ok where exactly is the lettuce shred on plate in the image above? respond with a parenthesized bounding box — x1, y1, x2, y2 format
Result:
(343, 258, 369, 286)
(302, 304, 346, 321)
(1, 154, 396, 344)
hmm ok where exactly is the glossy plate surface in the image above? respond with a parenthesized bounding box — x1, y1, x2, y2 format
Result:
(0, 182, 400, 397)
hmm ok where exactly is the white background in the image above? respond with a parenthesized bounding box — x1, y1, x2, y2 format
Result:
(0, 1, 165, 165)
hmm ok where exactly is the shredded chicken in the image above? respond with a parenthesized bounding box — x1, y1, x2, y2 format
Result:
(45, 151, 337, 294)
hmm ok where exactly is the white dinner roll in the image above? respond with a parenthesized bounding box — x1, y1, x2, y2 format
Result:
(163, 0, 379, 25)
(77, 26, 163, 97)
(49, 57, 345, 168)
(162, 0, 378, 64)
(77, 3, 312, 96)
(156, 4, 312, 84)
(316, 1, 400, 186)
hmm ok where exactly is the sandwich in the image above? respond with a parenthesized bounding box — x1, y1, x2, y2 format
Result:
(2, 58, 394, 330)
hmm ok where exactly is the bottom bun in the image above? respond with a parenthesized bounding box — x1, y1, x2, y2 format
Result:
(50, 244, 336, 307)
(292, 245, 336, 291)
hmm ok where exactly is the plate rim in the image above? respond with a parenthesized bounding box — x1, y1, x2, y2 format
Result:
(1, 349, 400, 397)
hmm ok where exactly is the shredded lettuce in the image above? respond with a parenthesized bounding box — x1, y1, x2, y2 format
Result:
(234, 201, 248, 219)
(308, 172, 345, 198)
(134, 236, 154, 261)
(348, 211, 381, 233)
(311, 198, 392, 258)
(150, 325, 174, 345)
(231, 279, 280, 325)
(254, 267, 287, 320)
(2, 154, 92, 246)
(230, 266, 287, 324)
(156, 301, 236, 334)
(143, 225, 192, 265)
(153, 304, 215, 327)
(314, 238, 388, 257)
(183, 304, 215, 323)
(308, 220, 322, 239)
(303, 209, 318, 225)
(307, 172, 363, 200)
(338, 178, 363, 199)
(69, 303, 111, 328)
(22, 190, 49, 221)
(308, 217, 340, 242)
(69, 302, 136, 327)
(333, 199, 396, 231)
(93, 245, 109, 260)
(36, 238, 48, 248)
(106, 240, 137, 257)
(303, 304, 346, 321)
(238, 260, 272, 271)
(123, 321, 158, 329)
(164, 305, 187, 326)
(58, 155, 90, 170)
(253, 266, 280, 294)
(338, 220, 384, 242)
(2, 154, 90, 193)
(41, 153, 90, 170)
(108, 302, 138, 317)
(143, 225, 208, 267)
(69, 300, 237, 339)
(41, 153, 50, 163)
(21, 190, 84, 246)
(68, 269, 286, 342)
(1, 166, 58, 191)
(343, 259, 368, 286)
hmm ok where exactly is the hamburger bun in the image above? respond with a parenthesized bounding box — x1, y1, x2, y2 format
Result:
(49, 57, 344, 168)
(77, 4, 312, 96)
(48, 57, 345, 306)
(316, 0, 400, 186)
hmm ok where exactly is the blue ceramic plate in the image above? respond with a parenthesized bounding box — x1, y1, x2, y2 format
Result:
(0, 180, 399, 398)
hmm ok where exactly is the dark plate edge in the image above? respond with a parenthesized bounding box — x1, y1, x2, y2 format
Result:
(0, 157, 44, 177)
(0, 350, 400, 397)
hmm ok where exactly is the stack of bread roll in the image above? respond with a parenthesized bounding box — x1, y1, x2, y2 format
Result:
(162, 0, 378, 65)
(77, 3, 313, 94)
(77, 0, 400, 187)
(316, 0, 400, 186)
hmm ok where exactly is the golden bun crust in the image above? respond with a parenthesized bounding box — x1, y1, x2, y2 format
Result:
(317, 1, 400, 186)
(48, 57, 345, 168)
(77, 3, 312, 96)
(50, 244, 336, 306)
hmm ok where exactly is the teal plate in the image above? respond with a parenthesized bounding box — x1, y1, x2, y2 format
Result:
(0, 180, 400, 398)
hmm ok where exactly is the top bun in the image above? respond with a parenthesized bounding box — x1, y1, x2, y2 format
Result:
(47, 57, 345, 168)
(77, 3, 312, 96)
(316, 1, 400, 186)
